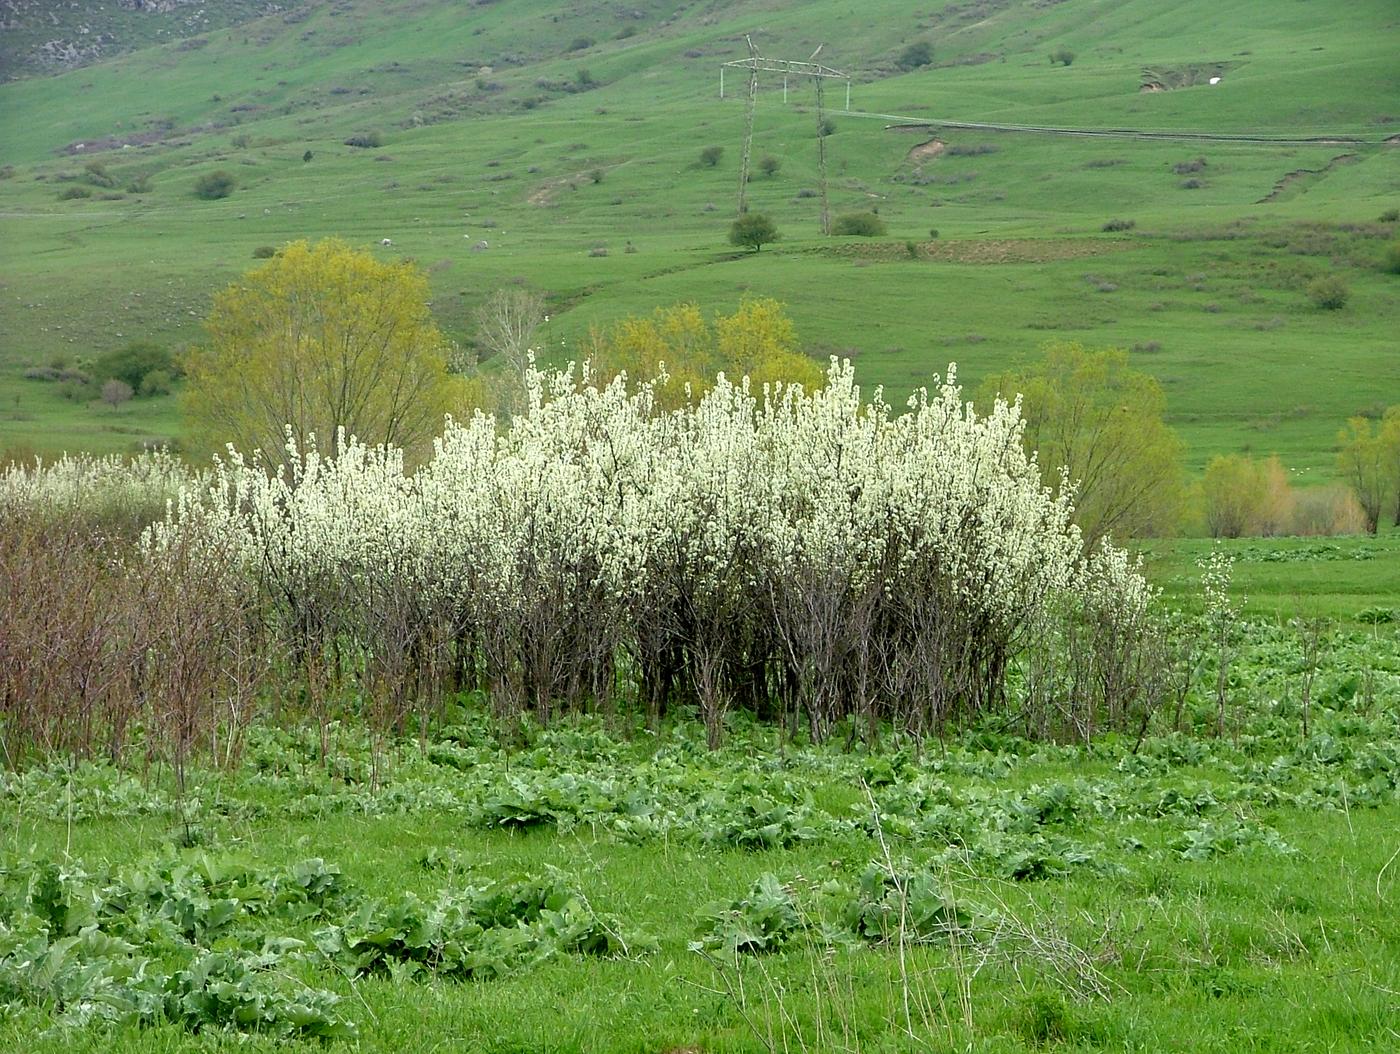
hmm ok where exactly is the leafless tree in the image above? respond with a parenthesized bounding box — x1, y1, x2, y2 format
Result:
(473, 287, 547, 413)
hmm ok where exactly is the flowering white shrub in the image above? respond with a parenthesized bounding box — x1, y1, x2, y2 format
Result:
(140, 359, 1156, 743)
(0, 450, 192, 535)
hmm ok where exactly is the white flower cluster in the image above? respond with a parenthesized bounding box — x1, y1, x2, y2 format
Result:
(146, 359, 1155, 740)
(0, 450, 190, 514)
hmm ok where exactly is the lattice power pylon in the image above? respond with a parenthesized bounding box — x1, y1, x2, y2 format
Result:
(720, 39, 851, 233)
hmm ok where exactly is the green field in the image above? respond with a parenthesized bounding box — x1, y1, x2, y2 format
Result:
(3, 611, 1397, 1052)
(1, 0, 1397, 471)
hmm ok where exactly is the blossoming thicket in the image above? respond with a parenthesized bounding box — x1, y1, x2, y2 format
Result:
(143, 359, 1156, 744)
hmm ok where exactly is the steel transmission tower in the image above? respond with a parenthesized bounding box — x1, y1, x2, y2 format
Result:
(720, 42, 851, 233)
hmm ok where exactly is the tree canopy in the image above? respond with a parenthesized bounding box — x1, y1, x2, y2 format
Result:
(729, 213, 779, 252)
(182, 239, 460, 462)
(1336, 411, 1398, 534)
(980, 343, 1185, 549)
(585, 299, 823, 410)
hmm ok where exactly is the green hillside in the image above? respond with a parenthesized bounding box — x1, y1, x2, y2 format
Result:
(0, 0, 1397, 470)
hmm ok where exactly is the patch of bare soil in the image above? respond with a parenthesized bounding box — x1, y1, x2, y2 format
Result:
(527, 170, 598, 207)
(906, 138, 946, 164)
(1139, 61, 1240, 92)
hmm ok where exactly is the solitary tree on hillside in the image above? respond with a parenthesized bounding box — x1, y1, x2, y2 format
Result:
(182, 239, 461, 463)
(729, 213, 779, 253)
(101, 378, 133, 410)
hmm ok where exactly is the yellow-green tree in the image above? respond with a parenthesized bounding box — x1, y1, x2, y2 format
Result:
(1202, 454, 1270, 538)
(980, 343, 1186, 549)
(1336, 415, 1393, 534)
(1384, 406, 1400, 528)
(183, 240, 461, 462)
(587, 299, 823, 410)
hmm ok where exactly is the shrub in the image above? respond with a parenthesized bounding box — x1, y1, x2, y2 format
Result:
(699, 145, 724, 167)
(567, 36, 594, 52)
(590, 168, 604, 184)
(896, 41, 933, 70)
(928, 228, 940, 238)
(139, 369, 175, 397)
(1381, 241, 1400, 275)
(1049, 47, 1075, 66)
(252, 245, 277, 259)
(759, 155, 781, 177)
(832, 212, 886, 236)
(95, 342, 175, 390)
(125, 174, 153, 193)
(303, 150, 314, 163)
(193, 170, 235, 199)
(729, 212, 779, 252)
(57, 186, 92, 200)
(818, 118, 836, 137)
(83, 160, 116, 187)
(1379, 208, 1399, 223)
(101, 378, 134, 409)
(1102, 218, 1136, 232)
(1307, 275, 1349, 310)
(344, 132, 383, 149)
(1202, 454, 1294, 537)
